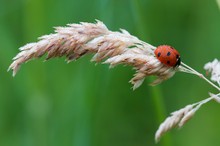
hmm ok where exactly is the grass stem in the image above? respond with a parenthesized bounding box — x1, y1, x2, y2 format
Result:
(181, 62, 220, 91)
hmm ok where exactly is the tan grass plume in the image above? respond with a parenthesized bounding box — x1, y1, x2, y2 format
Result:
(9, 20, 179, 89)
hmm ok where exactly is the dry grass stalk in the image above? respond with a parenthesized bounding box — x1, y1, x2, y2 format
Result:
(155, 93, 220, 143)
(155, 59, 220, 142)
(177, 62, 220, 136)
(209, 92, 220, 103)
(9, 20, 179, 89)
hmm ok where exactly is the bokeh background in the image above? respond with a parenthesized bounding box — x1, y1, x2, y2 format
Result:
(0, 0, 220, 146)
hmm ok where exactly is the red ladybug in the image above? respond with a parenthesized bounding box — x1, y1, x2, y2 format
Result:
(154, 45, 181, 67)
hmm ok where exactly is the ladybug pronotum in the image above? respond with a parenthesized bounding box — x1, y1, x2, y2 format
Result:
(154, 45, 181, 67)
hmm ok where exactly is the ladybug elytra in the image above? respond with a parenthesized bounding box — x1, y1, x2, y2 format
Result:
(154, 45, 181, 67)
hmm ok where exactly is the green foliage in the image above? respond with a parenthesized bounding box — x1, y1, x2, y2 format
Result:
(0, 0, 220, 146)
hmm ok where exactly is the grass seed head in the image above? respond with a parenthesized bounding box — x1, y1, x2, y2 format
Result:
(9, 20, 178, 89)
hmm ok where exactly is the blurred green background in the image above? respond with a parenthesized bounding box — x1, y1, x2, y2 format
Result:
(0, 0, 220, 146)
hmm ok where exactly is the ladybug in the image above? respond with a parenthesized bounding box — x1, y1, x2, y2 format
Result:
(154, 45, 181, 67)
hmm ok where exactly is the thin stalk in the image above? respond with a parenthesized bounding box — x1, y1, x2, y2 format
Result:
(192, 93, 220, 107)
(181, 62, 220, 91)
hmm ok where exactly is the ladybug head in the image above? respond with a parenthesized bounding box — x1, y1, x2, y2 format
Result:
(174, 55, 181, 67)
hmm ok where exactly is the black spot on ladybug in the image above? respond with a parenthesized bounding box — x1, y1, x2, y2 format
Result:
(167, 61, 170, 64)
(167, 52, 171, 56)
(157, 52, 161, 57)
(176, 55, 179, 58)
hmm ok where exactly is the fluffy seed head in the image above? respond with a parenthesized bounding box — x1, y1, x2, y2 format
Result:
(9, 20, 179, 89)
(204, 59, 220, 86)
